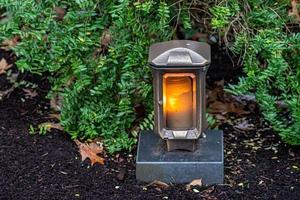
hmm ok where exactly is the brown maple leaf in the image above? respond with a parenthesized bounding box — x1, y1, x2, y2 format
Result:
(0, 58, 12, 74)
(75, 140, 105, 166)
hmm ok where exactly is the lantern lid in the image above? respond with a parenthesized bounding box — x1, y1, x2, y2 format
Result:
(148, 40, 210, 68)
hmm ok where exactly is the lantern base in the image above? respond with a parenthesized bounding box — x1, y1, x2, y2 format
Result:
(136, 130, 224, 185)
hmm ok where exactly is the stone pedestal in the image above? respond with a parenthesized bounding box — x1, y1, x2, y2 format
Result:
(136, 130, 224, 185)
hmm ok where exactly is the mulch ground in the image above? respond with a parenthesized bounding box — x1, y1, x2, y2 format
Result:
(0, 48, 300, 200)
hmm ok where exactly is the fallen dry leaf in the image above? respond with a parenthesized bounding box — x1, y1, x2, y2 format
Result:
(289, 149, 295, 157)
(232, 94, 256, 103)
(207, 80, 225, 102)
(214, 114, 227, 121)
(207, 79, 252, 125)
(23, 89, 38, 98)
(101, 29, 112, 47)
(93, 29, 112, 58)
(234, 120, 255, 131)
(48, 113, 61, 120)
(0, 58, 12, 74)
(208, 101, 248, 115)
(1, 36, 20, 51)
(75, 140, 105, 166)
(54, 7, 66, 21)
(144, 180, 169, 190)
(200, 186, 216, 199)
(39, 122, 63, 131)
(186, 179, 202, 191)
(0, 86, 14, 100)
(50, 94, 63, 111)
(289, 0, 300, 22)
(116, 168, 126, 181)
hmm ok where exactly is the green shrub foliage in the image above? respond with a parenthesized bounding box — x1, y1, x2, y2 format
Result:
(1, 0, 299, 152)
(0, 0, 195, 153)
(211, 0, 300, 145)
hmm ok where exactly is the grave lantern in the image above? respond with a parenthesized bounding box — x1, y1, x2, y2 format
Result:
(148, 40, 210, 151)
(136, 40, 223, 185)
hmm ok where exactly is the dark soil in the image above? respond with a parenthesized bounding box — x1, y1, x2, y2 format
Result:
(0, 48, 300, 200)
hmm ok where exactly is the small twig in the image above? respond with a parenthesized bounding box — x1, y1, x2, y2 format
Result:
(174, 2, 182, 31)
(169, 0, 184, 7)
(224, 13, 241, 46)
(268, 6, 291, 33)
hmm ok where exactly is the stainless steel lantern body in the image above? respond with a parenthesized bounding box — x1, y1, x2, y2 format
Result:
(148, 40, 211, 151)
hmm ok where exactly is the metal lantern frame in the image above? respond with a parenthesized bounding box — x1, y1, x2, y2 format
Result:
(148, 40, 211, 151)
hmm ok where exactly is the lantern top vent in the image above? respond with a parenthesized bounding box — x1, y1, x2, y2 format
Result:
(148, 40, 210, 68)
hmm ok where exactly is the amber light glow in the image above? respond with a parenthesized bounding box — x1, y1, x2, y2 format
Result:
(163, 73, 195, 129)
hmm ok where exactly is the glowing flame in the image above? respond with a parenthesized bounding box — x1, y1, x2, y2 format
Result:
(163, 73, 195, 129)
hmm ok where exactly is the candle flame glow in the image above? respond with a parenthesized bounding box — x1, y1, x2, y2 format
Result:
(163, 73, 195, 129)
